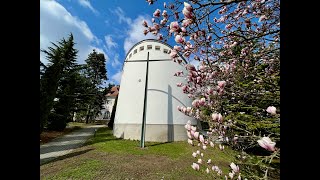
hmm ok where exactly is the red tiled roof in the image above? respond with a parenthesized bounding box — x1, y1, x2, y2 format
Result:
(106, 86, 119, 97)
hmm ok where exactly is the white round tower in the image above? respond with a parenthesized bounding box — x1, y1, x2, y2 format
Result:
(113, 39, 196, 142)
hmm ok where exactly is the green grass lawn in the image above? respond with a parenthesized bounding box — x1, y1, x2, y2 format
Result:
(40, 127, 279, 179)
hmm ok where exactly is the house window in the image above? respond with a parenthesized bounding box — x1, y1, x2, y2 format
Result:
(167, 49, 171, 54)
(134, 49, 137, 54)
(155, 46, 160, 51)
(147, 45, 152, 50)
(140, 46, 144, 51)
(163, 49, 168, 53)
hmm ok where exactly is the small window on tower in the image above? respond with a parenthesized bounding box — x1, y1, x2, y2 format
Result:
(129, 53, 132, 58)
(155, 46, 160, 51)
(147, 45, 152, 50)
(134, 49, 137, 54)
(140, 46, 144, 51)
(163, 49, 168, 53)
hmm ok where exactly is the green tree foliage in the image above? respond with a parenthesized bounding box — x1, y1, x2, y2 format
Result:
(83, 50, 108, 123)
(40, 34, 78, 132)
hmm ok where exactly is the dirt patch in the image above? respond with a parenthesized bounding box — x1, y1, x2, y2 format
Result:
(40, 145, 209, 180)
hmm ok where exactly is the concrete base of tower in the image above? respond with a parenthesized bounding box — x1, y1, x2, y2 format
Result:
(113, 123, 196, 142)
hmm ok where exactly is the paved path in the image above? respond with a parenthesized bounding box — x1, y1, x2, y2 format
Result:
(40, 125, 106, 165)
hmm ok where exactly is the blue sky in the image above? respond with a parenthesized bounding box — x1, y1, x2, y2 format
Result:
(40, 0, 168, 86)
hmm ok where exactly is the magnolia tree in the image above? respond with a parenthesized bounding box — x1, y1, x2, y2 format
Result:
(143, 0, 279, 179)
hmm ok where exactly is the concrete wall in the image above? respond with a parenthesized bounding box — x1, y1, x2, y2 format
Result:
(114, 39, 196, 142)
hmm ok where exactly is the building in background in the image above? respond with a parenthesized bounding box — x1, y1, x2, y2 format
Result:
(97, 86, 119, 120)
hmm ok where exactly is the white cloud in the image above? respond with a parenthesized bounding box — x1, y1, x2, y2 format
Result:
(40, 0, 107, 65)
(111, 7, 132, 25)
(123, 15, 155, 53)
(111, 54, 121, 68)
(111, 70, 123, 84)
(78, 0, 99, 15)
(105, 35, 118, 50)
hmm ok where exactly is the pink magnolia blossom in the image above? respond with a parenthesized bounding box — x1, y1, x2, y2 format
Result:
(212, 165, 219, 172)
(197, 158, 202, 164)
(238, 174, 242, 180)
(200, 153, 203, 157)
(190, 130, 195, 137)
(257, 137, 276, 151)
(182, 7, 193, 19)
(182, 85, 188, 91)
(184, 2, 193, 12)
(184, 123, 191, 130)
(225, 24, 233, 30)
(199, 97, 206, 106)
(160, 19, 167, 25)
(191, 163, 200, 170)
(177, 82, 183, 87)
(199, 134, 204, 143)
(174, 45, 182, 51)
(196, 150, 200, 155)
(218, 81, 226, 88)
(175, 35, 185, 44)
(187, 131, 192, 139)
(157, 34, 163, 40)
(207, 159, 211, 164)
(182, 19, 193, 27)
(192, 99, 199, 107)
(217, 113, 223, 122)
(170, 49, 178, 58)
(266, 106, 277, 115)
(188, 138, 193, 145)
(153, 9, 161, 17)
(210, 141, 215, 147)
(202, 145, 207, 150)
(142, 20, 148, 27)
(259, 15, 267, 22)
(206, 168, 210, 173)
(143, 29, 148, 35)
(146, 0, 153, 5)
(191, 126, 196, 132)
(192, 152, 197, 158)
(194, 131, 199, 139)
(229, 172, 235, 179)
(230, 162, 240, 173)
(219, 144, 224, 150)
(162, 10, 168, 18)
(181, 27, 187, 33)
(212, 113, 218, 121)
(169, 21, 180, 33)
(186, 107, 192, 113)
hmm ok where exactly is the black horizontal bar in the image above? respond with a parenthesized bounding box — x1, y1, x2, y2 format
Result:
(124, 59, 173, 62)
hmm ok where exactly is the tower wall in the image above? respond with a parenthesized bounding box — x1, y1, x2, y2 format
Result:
(114, 40, 197, 142)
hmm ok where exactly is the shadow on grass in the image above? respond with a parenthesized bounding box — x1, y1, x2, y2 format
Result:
(145, 142, 172, 147)
(40, 148, 94, 166)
